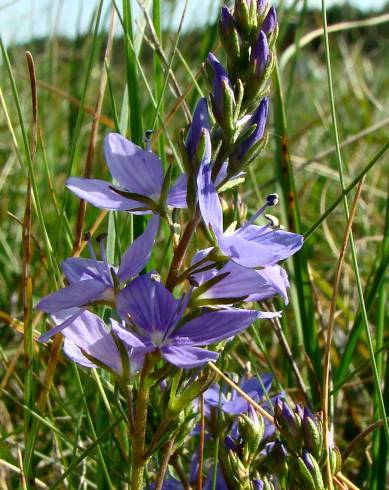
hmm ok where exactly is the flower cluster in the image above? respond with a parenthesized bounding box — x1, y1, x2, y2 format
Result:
(35, 1, 314, 488)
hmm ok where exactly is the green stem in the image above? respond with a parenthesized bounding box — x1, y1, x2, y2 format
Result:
(154, 438, 176, 490)
(131, 354, 154, 489)
(144, 416, 173, 459)
(165, 210, 201, 290)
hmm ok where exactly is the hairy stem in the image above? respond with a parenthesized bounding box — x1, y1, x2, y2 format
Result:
(154, 438, 176, 490)
(171, 453, 191, 490)
(130, 354, 154, 490)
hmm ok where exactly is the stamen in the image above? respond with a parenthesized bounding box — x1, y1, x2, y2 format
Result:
(96, 233, 114, 286)
(84, 231, 106, 277)
(266, 193, 279, 206)
(244, 203, 268, 227)
(96, 234, 108, 266)
(264, 214, 279, 228)
(150, 272, 161, 282)
(96, 232, 108, 242)
(243, 193, 279, 228)
(144, 129, 154, 152)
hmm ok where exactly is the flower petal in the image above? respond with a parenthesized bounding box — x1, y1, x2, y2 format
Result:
(63, 338, 96, 368)
(193, 262, 274, 301)
(161, 345, 218, 369)
(61, 258, 103, 283)
(214, 161, 229, 186)
(37, 280, 109, 313)
(240, 373, 273, 398)
(167, 173, 187, 208)
(104, 133, 163, 197)
(116, 274, 182, 336)
(197, 162, 223, 235)
(222, 374, 273, 415)
(232, 225, 304, 266)
(117, 215, 159, 281)
(218, 225, 303, 268)
(203, 384, 228, 407)
(38, 307, 86, 342)
(55, 310, 122, 373)
(247, 265, 290, 304)
(66, 177, 139, 211)
(110, 319, 150, 349)
(175, 308, 259, 346)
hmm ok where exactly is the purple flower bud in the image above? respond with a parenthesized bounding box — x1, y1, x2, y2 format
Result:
(207, 52, 235, 122)
(257, 0, 267, 14)
(295, 403, 304, 420)
(251, 30, 269, 80)
(264, 440, 288, 477)
(302, 449, 314, 473)
(274, 400, 303, 452)
(303, 406, 315, 420)
(219, 6, 242, 61)
(225, 435, 238, 451)
(248, 404, 260, 426)
(299, 450, 325, 489)
(220, 5, 236, 37)
(280, 400, 296, 428)
(186, 98, 210, 163)
(302, 407, 323, 459)
(253, 479, 264, 490)
(230, 97, 268, 163)
(261, 6, 277, 34)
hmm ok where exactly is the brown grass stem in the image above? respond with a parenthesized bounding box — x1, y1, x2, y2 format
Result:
(322, 177, 365, 488)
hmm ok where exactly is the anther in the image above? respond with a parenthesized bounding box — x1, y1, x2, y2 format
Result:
(266, 193, 279, 206)
(150, 272, 161, 282)
(96, 232, 108, 242)
(84, 230, 107, 278)
(264, 214, 279, 228)
(144, 129, 154, 152)
(188, 276, 200, 287)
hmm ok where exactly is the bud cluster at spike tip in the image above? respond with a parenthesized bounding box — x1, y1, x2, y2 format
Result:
(205, 0, 280, 179)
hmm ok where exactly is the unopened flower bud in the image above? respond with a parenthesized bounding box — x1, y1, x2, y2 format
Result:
(261, 6, 277, 34)
(295, 403, 304, 421)
(257, 0, 267, 15)
(264, 440, 288, 478)
(238, 408, 265, 464)
(219, 6, 241, 61)
(185, 98, 211, 166)
(251, 30, 269, 80)
(301, 408, 323, 460)
(274, 399, 303, 452)
(253, 479, 264, 490)
(207, 53, 236, 134)
(297, 450, 325, 490)
(229, 97, 268, 171)
(234, 0, 258, 37)
(253, 476, 274, 490)
(329, 444, 342, 475)
(228, 449, 248, 482)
